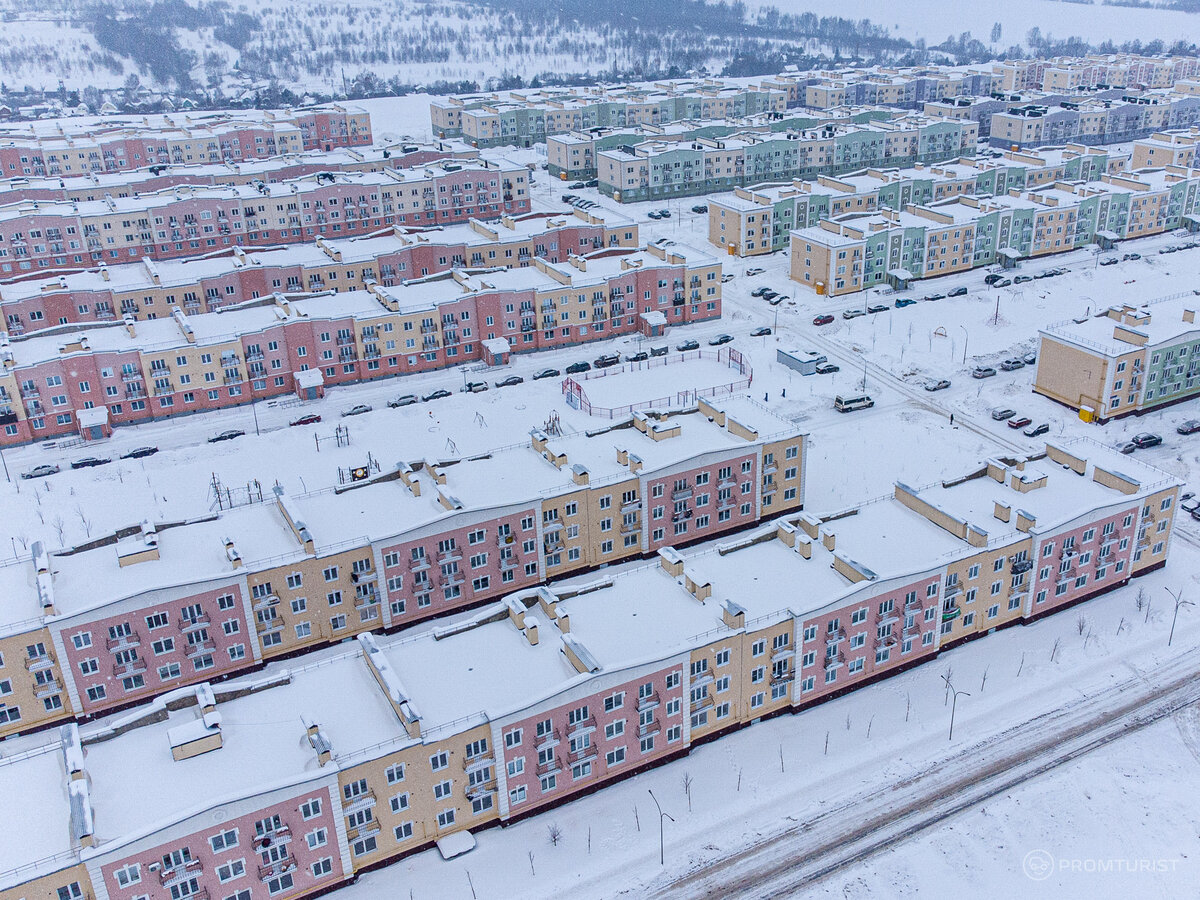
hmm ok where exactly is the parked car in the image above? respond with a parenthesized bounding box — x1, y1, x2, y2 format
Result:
(948, 286, 968, 297)
(208, 429, 246, 443)
(1181, 496, 1200, 514)
(1008, 416, 1033, 429)
(1000, 358, 1026, 371)
(422, 388, 452, 401)
(750, 326, 772, 337)
(584, 179, 599, 188)
(991, 408, 1017, 421)
(750, 287, 770, 297)
(690, 204, 708, 213)
(1099, 257, 1119, 266)
(494, 376, 524, 388)
(388, 394, 419, 408)
(648, 211, 662, 220)
(834, 394, 874, 412)
(1119, 442, 1137, 454)
(813, 314, 835, 326)
(866, 303, 890, 314)
(657, 209, 671, 218)
(1013, 275, 1033, 284)
(1022, 351, 1038, 365)
(893, 297, 917, 308)
(569, 181, 586, 189)
(924, 293, 945, 302)
(761, 290, 779, 301)
(565, 361, 591, 374)
(1034, 270, 1054, 280)
(532, 368, 561, 380)
(1177, 419, 1200, 435)
(594, 354, 621, 368)
(924, 378, 951, 392)
(461, 381, 489, 393)
(560, 193, 577, 203)
(708, 334, 734, 346)
(71, 457, 111, 469)
(624, 351, 649, 362)
(1122, 252, 1141, 261)
(21, 464, 59, 479)
(745, 267, 765, 277)
(841, 308, 866, 319)
(1132, 432, 1163, 448)
(649, 346, 669, 357)
(992, 278, 1012, 287)
(341, 404, 372, 416)
(289, 414, 322, 427)
(1158, 246, 1176, 255)
(984, 273, 1005, 285)
(767, 295, 785, 306)
(721, 274, 735, 282)
(815, 362, 840, 374)
(973, 366, 997, 379)
(1024, 422, 1050, 437)
(121, 446, 159, 459)
(676, 339, 700, 351)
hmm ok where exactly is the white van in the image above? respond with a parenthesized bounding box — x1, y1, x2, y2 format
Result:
(834, 394, 874, 412)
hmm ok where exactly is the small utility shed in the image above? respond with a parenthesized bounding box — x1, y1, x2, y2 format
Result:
(777, 348, 823, 375)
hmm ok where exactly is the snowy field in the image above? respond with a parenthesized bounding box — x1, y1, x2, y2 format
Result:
(750, 0, 1199, 47)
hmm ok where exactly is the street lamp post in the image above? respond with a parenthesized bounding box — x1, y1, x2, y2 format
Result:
(941, 674, 970, 742)
(648, 789, 674, 866)
(1166, 587, 1193, 648)
(0, 443, 9, 482)
(959, 325, 969, 365)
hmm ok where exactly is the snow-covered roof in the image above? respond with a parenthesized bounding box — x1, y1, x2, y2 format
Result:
(1042, 292, 1200, 355)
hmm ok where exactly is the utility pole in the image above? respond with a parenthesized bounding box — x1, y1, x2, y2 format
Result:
(1166, 586, 1193, 648)
(648, 789, 673, 866)
(941, 673, 970, 742)
(960, 325, 969, 365)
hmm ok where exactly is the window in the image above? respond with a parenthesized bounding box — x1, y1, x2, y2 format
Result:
(311, 858, 333, 878)
(306, 828, 328, 850)
(385, 763, 406, 784)
(300, 798, 323, 819)
(437, 809, 456, 829)
(430, 750, 449, 771)
(216, 860, 245, 883)
(115, 864, 141, 887)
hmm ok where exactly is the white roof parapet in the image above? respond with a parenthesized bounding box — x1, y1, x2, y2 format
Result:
(68, 780, 93, 844)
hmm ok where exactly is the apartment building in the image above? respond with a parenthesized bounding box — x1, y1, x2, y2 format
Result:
(709, 144, 1119, 256)
(989, 94, 1200, 150)
(0, 208, 638, 334)
(1132, 127, 1200, 169)
(432, 83, 786, 147)
(0, 142, 478, 206)
(544, 110, 893, 180)
(0, 437, 1177, 900)
(789, 165, 1200, 295)
(0, 397, 806, 739)
(597, 116, 979, 203)
(0, 105, 372, 178)
(993, 55, 1200, 93)
(0, 238, 716, 443)
(0, 160, 531, 279)
(1035, 295, 1200, 421)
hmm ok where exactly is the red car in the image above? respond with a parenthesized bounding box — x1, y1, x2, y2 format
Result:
(289, 414, 322, 427)
(1007, 416, 1032, 429)
(813, 314, 835, 326)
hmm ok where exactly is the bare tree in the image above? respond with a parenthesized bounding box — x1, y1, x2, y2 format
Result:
(1017, 651, 1025, 677)
(547, 822, 563, 846)
(866, 714, 875, 738)
(905, 692, 912, 722)
(1050, 637, 1061, 662)
(681, 771, 693, 811)
(528, 851, 535, 876)
(980, 666, 989, 692)
(1135, 587, 1147, 614)
(1076, 614, 1087, 636)
(943, 666, 954, 705)
(52, 515, 66, 545)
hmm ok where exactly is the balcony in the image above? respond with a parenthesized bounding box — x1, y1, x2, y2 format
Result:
(535, 728, 561, 749)
(437, 572, 464, 588)
(354, 589, 380, 609)
(824, 651, 845, 670)
(256, 618, 283, 634)
(159, 858, 202, 885)
(408, 556, 430, 572)
(106, 630, 140, 650)
(34, 677, 62, 699)
(942, 605, 961, 622)
(825, 627, 846, 642)
(437, 549, 462, 565)
(252, 594, 279, 612)
(184, 638, 216, 658)
(671, 487, 693, 501)
(24, 654, 53, 672)
(177, 614, 210, 632)
(350, 569, 377, 584)
(535, 757, 561, 777)
(257, 856, 297, 880)
(637, 691, 660, 711)
(637, 719, 661, 738)
(253, 824, 292, 849)
(569, 744, 598, 764)
(463, 752, 495, 772)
